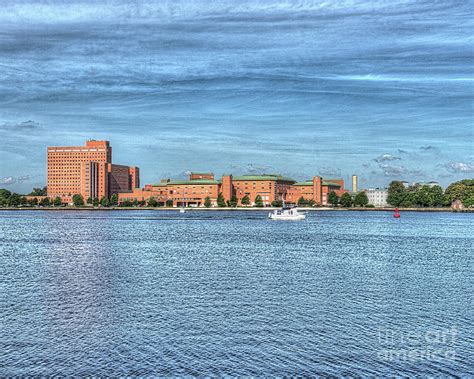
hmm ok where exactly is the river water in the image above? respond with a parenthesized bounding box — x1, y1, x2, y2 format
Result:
(1, 210, 472, 376)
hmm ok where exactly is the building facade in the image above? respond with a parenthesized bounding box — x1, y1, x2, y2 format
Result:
(118, 172, 348, 207)
(47, 140, 139, 203)
(366, 188, 388, 207)
(46, 139, 348, 207)
(286, 177, 347, 205)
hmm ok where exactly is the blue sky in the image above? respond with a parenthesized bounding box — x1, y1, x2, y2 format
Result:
(0, 0, 472, 193)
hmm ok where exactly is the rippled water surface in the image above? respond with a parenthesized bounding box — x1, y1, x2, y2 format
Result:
(1, 210, 473, 376)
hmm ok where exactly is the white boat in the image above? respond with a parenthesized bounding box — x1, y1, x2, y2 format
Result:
(269, 205, 306, 220)
(179, 207, 185, 213)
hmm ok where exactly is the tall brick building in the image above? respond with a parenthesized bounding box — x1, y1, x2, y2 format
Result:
(47, 140, 139, 203)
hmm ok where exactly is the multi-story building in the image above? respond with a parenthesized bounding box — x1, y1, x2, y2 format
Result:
(231, 175, 295, 206)
(366, 188, 388, 207)
(286, 177, 347, 205)
(47, 140, 139, 203)
(118, 172, 347, 207)
(46, 140, 349, 207)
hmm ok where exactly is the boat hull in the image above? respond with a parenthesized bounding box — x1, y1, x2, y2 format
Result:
(268, 214, 306, 221)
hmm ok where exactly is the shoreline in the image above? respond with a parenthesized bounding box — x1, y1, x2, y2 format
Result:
(0, 207, 472, 213)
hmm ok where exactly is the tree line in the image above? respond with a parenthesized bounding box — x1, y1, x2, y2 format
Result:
(2, 179, 472, 208)
(387, 180, 474, 207)
(324, 191, 370, 208)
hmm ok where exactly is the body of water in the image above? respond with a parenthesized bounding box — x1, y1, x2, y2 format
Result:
(1, 210, 472, 376)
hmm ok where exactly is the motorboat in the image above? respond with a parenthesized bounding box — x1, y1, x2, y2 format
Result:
(269, 205, 306, 220)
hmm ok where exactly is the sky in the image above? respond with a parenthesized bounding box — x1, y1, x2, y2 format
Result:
(0, 0, 473, 193)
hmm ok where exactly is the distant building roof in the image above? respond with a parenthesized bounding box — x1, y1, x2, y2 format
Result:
(293, 180, 342, 187)
(293, 181, 314, 186)
(151, 179, 220, 186)
(322, 181, 341, 187)
(232, 174, 295, 183)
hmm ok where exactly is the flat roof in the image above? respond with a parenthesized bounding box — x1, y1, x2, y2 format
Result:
(293, 181, 314, 186)
(151, 179, 220, 186)
(294, 180, 342, 187)
(232, 174, 295, 183)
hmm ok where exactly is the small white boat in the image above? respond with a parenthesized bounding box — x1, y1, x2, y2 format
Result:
(269, 205, 306, 220)
(179, 207, 186, 213)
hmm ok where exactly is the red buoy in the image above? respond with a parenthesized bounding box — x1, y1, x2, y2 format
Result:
(394, 207, 400, 218)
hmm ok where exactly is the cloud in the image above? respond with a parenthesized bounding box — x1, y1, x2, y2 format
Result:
(374, 154, 401, 163)
(0, 175, 33, 186)
(419, 145, 438, 151)
(444, 162, 474, 173)
(318, 166, 341, 177)
(244, 163, 274, 174)
(0, 120, 40, 131)
(0, 176, 16, 185)
(419, 145, 442, 157)
(378, 164, 408, 176)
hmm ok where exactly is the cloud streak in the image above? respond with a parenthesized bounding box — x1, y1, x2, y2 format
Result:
(0, 0, 472, 191)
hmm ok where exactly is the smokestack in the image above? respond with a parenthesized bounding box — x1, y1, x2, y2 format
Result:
(352, 175, 358, 193)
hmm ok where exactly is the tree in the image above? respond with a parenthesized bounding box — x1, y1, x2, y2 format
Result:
(217, 192, 226, 207)
(120, 200, 132, 207)
(255, 195, 264, 207)
(20, 196, 28, 206)
(297, 197, 307, 207)
(100, 196, 109, 207)
(230, 194, 238, 207)
(28, 198, 38, 206)
(39, 197, 50, 207)
(328, 191, 339, 206)
(354, 192, 369, 207)
(204, 196, 212, 208)
(271, 200, 283, 207)
(0, 189, 12, 207)
(72, 194, 84, 207)
(132, 199, 139, 207)
(87, 197, 93, 205)
(340, 192, 353, 207)
(147, 197, 158, 207)
(387, 181, 406, 207)
(92, 197, 100, 207)
(0, 189, 12, 201)
(431, 185, 444, 207)
(444, 179, 474, 207)
(110, 193, 119, 207)
(8, 193, 22, 207)
(29, 187, 47, 196)
(241, 195, 250, 205)
(166, 199, 173, 207)
(53, 197, 62, 206)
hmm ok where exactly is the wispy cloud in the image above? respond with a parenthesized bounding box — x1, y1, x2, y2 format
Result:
(374, 154, 401, 163)
(444, 162, 474, 174)
(0, 120, 41, 131)
(0, 176, 16, 185)
(0, 0, 472, 191)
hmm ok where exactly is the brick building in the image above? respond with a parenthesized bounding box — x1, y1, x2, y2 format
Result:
(47, 140, 139, 203)
(286, 177, 347, 205)
(118, 172, 347, 207)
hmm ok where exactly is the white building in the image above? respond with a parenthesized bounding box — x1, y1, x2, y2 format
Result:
(366, 188, 388, 207)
